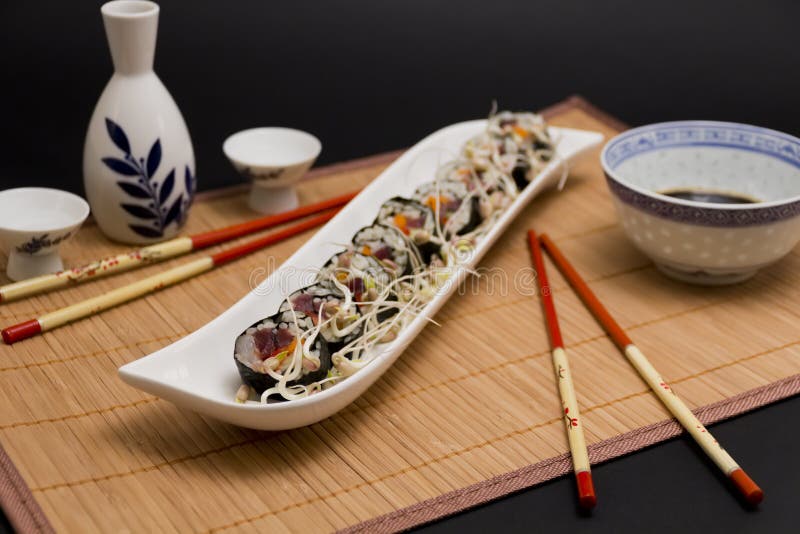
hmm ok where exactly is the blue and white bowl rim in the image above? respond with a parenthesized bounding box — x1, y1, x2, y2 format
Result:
(601, 120, 800, 211)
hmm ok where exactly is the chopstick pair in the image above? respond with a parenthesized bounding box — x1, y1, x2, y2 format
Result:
(528, 230, 764, 509)
(0, 191, 358, 304)
(2, 209, 340, 344)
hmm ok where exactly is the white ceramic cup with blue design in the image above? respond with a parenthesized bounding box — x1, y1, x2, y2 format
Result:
(602, 121, 800, 285)
(0, 188, 90, 282)
(223, 127, 322, 214)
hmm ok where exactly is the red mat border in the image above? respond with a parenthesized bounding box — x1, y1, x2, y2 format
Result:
(0, 445, 54, 534)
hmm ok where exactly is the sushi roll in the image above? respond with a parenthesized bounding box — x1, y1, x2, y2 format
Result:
(352, 223, 417, 276)
(278, 284, 363, 354)
(436, 161, 517, 220)
(318, 251, 392, 297)
(464, 131, 527, 188)
(234, 310, 331, 395)
(437, 161, 486, 192)
(413, 180, 482, 238)
(487, 111, 555, 189)
(464, 112, 555, 190)
(487, 111, 554, 155)
(318, 251, 398, 323)
(375, 197, 443, 264)
(463, 133, 502, 174)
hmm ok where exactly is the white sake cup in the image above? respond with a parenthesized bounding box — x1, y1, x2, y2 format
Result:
(0, 188, 90, 281)
(223, 127, 321, 214)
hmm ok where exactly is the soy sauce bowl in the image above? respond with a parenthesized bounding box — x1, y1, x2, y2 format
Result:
(223, 127, 321, 214)
(601, 121, 800, 285)
(0, 188, 90, 281)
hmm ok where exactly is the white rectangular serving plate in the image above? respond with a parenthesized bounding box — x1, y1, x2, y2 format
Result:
(119, 120, 603, 430)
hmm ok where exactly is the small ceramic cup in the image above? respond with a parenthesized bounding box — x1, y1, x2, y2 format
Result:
(602, 121, 800, 285)
(223, 127, 321, 214)
(0, 188, 90, 281)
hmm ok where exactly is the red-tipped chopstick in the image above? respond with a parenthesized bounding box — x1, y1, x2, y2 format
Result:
(539, 233, 764, 506)
(528, 231, 597, 509)
(2, 210, 338, 344)
(0, 191, 358, 304)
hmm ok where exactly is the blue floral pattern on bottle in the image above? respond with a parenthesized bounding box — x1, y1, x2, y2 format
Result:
(101, 118, 194, 238)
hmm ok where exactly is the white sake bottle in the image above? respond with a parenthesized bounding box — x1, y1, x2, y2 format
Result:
(83, 0, 195, 244)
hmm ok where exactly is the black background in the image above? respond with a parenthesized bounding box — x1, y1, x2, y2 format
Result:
(2, 0, 799, 194)
(1, 1, 798, 532)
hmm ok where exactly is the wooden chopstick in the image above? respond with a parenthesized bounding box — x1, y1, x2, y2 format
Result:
(0, 191, 358, 304)
(538, 233, 764, 505)
(527, 231, 597, 509)
(1, 210, 338, 344)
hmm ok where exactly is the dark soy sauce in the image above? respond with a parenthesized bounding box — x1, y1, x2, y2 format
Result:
(658, 188, 760, 204)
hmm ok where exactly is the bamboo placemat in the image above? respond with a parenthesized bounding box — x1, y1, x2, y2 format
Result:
(1, 97, 798, 533)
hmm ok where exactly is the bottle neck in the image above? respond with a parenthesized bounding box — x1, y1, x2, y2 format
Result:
(101, 1, 159, 75)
